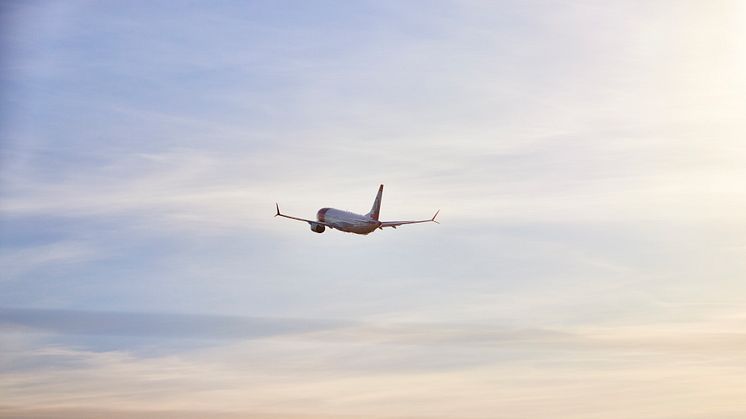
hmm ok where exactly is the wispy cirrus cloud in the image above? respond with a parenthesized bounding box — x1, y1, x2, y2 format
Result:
(0, 241, 99, 279)
(0, 308, 345, 341)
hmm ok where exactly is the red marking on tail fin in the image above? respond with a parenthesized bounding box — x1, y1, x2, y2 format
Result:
(368, 184, 383, 220)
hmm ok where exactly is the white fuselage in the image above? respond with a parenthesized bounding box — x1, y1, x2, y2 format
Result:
(317, 208, 381, 235)
(275, 184, 437, 234)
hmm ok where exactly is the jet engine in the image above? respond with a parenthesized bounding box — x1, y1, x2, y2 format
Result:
(310, 223, 325, 233)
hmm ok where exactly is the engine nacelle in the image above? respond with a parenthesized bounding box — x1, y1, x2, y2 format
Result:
(310, 223, 325, 233)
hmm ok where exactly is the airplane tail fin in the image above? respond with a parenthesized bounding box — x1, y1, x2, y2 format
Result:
(368, 184, 383, 220)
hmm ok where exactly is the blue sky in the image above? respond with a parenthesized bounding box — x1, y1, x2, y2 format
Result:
(2, 1, 746, 418)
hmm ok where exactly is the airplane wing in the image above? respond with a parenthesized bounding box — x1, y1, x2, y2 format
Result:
(379, 210, 440, 229)
(274, 203, 335, 227)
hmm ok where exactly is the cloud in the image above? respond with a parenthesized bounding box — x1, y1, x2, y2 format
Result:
(3, 307, 745, 354)
(0, 308, 346, 341)
(2, 316, 746, 418)
(0, 241, 99, 279)
(0, 407, 405, 419)
(3, 0, 745, 237)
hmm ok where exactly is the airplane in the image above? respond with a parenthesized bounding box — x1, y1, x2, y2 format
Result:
(275, 184, 439, 235)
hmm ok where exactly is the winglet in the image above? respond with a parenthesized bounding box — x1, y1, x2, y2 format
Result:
(431, 209, 440, 224)
(275, 203, 281, 217)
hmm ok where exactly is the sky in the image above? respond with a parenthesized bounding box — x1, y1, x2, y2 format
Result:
(1, 1, 746, 418)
